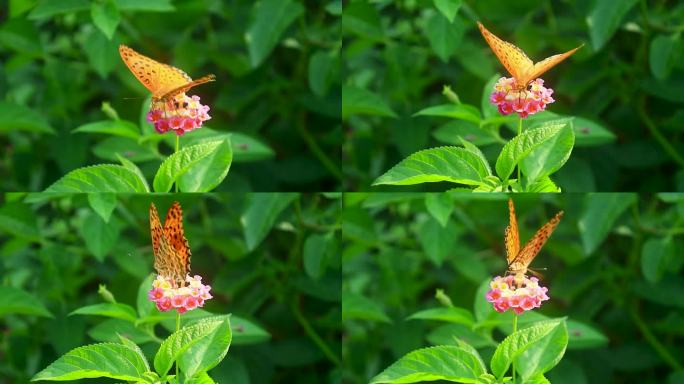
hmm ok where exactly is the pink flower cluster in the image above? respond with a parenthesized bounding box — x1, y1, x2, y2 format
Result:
(148, 274, 213, 314)
(147, 93, 211, 136)
(485, 275, 549, 314)
(489, 77, 555, 118)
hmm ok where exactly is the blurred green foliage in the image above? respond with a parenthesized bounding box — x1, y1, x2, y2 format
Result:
(0, 193, 341, 383)
(343, 193, 684, 383)
(343, 0, 684, 192)
(0, 0, 342, 192)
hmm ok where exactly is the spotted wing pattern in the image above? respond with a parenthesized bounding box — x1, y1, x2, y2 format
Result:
(509, 210, 564, 274)
(505, 199, 520, 264)
(119, 44, 215, 101)
(150, 202, 191, 284)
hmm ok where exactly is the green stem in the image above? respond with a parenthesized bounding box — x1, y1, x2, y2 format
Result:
(637, 97, 684, 169)
(296, 116, 343, 182)
(176, 311, 181, 383)
(512, 315, 518, 382)
(175, 135, 180, 193)
(290, 297, 341, 367)
(630, 304, 683, 370)
(517, 117, 523, 187)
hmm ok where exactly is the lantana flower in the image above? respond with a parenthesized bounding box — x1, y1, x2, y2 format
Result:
(489, 77, 554, 118)
(147, 93, 211, 136)
(148, 274, 213, 314)
(485, 275, 549, 314)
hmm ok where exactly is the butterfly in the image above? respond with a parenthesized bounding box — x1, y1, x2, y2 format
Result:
(150, 202, 191, 286)
(119, 44, 215, 102)
(477, 22, 582, 90)
(505, 199, 563, 278)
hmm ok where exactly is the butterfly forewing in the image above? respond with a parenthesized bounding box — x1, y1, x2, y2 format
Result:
(505, 199, 520, 264)
(150, 202, 191, 284)
(119, 44, 215, 101)
(523, 45, 584, 83)
(477, 22, 533, 82)
(511, 210, 564, 272)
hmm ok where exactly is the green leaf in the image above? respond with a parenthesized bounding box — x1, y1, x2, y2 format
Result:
(136, 274, 156, 319)
(116, 0, 174, 12)
(516, 320, 568, 381)
(495, 122, 569, 182)
(342, 85, 397, 119)
(32, 343, 149, 381)
(578, 193, 636, 255)
(425, 193, 454, 227)
(641, 237, 675, 283)
(91, 0, 120, 40)
(586, 0, 638, 50)
(566, 319, 609, 350)
(0, 286, 52, 317)
(303, 233, 330, 280)
(418, 218, 457, 266)
(44, 164, 149, 192)
(373, 147, 491, 186)
(424, 12, 464, 62)
(520, 120, 575, 186)
(407, 307, 475, 326)
(242, 193, 298, 251)
(28, 0, 89, 19)
(0, 101, 54, 133)
(433, 121, 498, 147)
(341, 1, 383, 40)
(459, 137, 492, 175)
(183, 129, 275, 163)
(414, 104, 481, 125)
(527, 177, 560, 192)
(370, 345, 486, 383)
(82, 27, 118, 78)
(70, 303, 137, 322)
(89, 319, 154, 344)
(433, 0, 462, 23)
(116, 154, 151, 192)
(177, 138, 233, 192)
(490, 318, 566, 379)
(153, 140, 231, 193)
(570, 116, 616, 146)
(73, 119, 140, 140)
(309, 50, 336, 96)
(342, 291, 391, 323)
(154, 316, 232, 378)
(245, 0, 304, 67)
(649, 34, 678, 80)
(87, 193, 117, 222)
(80, 212, 120, 262)
(0, 201, 40, 241)
(230, 315, 271, 345)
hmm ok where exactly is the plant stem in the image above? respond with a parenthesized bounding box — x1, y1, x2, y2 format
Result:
(175, 135, 180, 193)
(630, 304, 683, 371)
(512, 314, 518, 383)
(176, 311, 181, 383)
(290, 297, 341, 367)
(637, 97, 684, 169)
(517, 117, 523, 186)
(296, 113, 343, 182)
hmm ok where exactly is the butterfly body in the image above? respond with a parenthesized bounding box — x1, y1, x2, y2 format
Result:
(119, 44, 215, 102)
(505, 199, 563, 279)
(477, 22, 582, 89)
(150, 202, 191, 286)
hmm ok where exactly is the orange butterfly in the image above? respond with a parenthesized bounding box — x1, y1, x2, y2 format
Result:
(477, 22, 582, 90)
(119, 44, 215, 102)
(505, 199, 563, 278)
(150, 202, 192, 286)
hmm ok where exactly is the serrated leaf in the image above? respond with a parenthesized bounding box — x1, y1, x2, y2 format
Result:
(490, 319, 565, 379)
(342, 85, 397, 119)
(407, 307, 475, 326)
(32, 343, 149, 381)
(70, 303, 137, 322)
(44, 164, 149, 192)
(0, 286, 52, 317)
(516, 320, 568, 381)
(177, 138, 233, 192)
(373, 146, 491, 186)
(370, 345, 486, 383)
(116, 154, 151, 192)
(520, 120, 575, 186)
(153, 140, 231, 193)
(414, 104, 481, 124)
(154, 316, 232, 378)
(495, 122, 569, 181)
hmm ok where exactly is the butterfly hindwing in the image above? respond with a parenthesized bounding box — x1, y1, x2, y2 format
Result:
(505, 199, 520, 264)
(163, 202, 191, 279)
(150, 202, 191, 284)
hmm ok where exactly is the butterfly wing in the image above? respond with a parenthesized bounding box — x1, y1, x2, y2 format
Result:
(119, 44, 212, 100)
(477, 22, 533, 83)
(162, 202, 191, 280)
(505, 199, 520, 264)
(511, 210, 564, 271)
(160, 74, 216, 101)
(522, 44, 583, 84)
(150, 203, 183, 282)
